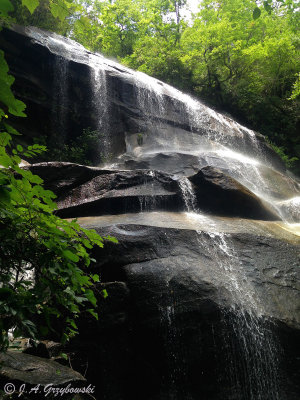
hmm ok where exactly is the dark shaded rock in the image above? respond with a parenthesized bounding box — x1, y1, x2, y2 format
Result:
(26, 162, 109, 195)
(26, 162, 281, 220)
(23, 340, 62, 359)
(67, 282, 132, 400)
(56, 169, 180, 218)
(0, 351, 87, 399)
(189, 166, 279, 220)
(122, 151, 201, 176)
(63, 221, 300, 400)
(26, 162, 182, 217)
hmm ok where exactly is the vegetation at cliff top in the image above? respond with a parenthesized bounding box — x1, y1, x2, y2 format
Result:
(0, 0, 117, 351)
(5, 0, 299, 173)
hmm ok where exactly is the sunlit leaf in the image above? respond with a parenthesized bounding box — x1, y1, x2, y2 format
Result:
(21, 0, 39, 14)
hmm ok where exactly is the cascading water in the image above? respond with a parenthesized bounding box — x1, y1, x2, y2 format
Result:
(197, 229, 281, 400)
(178, 177, 198, 213)
(159, 280, 192, 400)
(38, 26, 299, 223)
(176, 177, 281, 399)
(89, 54, 111, 162)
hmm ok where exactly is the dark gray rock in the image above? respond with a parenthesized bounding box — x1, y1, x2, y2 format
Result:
(26, 162, 182, 217)
(25, 162, 280, 220)
(23, 340, 62, 359)
(189, 166, 279, 220)
(0, 351, 86, 399)
(65, 220, 300, 400)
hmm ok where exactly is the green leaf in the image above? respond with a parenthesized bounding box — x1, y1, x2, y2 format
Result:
(85, 289, 97, 306)
(253, 7, 261, 20)
(63, 250, 79, 262)
(21, 0, 39, 14)
(70, 319, 77, 329)
(0, 0, 14, 17)
(0, 51, 26, 117)
(87, 309, 98, 320)
(104, 235, 118, 244)
(4, 123, 21, 136)
(50, 0, 69, 21)
(60, 352, 68, 360)
(0, 132, 11, 147)
(91, 274, 100, 282)
(263, 1, 272, 13)
(101, 289, 108, 299)
(0, 187, 11, 204)
(0, 153, 12, 167)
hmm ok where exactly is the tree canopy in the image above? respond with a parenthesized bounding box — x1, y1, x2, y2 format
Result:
(8, 0, 298, 171)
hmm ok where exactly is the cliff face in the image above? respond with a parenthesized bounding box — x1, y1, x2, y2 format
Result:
(0, 24, 284, 168)
(1, 25, 300, 400)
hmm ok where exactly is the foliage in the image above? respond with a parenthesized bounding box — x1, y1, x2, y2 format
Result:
(0, 0, 117, 351)
(289, 73, 300, 100)
(66, 0, 299, 171)
(36, 128, 101, 166)
(0, 131, 117, 349)
(266, 139, 299, 170)
(1, 0, 300, 173)
(179, 0, 300, 171)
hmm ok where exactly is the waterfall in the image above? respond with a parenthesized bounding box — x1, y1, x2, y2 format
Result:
(90, 54, 111, 162)
(196, 229, 281, 400)
(159, 280, 192, 400)
(37, 27, 299, 223)
(10, 26, 300, 400)
(178, 177, 198, 213)
(138, 170, 159, 212)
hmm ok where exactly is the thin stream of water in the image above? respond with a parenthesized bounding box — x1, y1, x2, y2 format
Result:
(178, 181, 281, 399)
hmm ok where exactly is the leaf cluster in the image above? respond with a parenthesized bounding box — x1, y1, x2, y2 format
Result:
(0, 0, 117, 350)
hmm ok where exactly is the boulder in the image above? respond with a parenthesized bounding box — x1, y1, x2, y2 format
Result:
(26, 162, 281, 220)
(0, 351, 87, 399)
(26, 162, 181, 218)
(23, 340, 63, 359)
(189, 166, 279, 220)
(64, 218, 300, 400)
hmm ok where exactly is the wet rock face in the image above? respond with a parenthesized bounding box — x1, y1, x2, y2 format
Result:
(0, 24, 285, 171)
(27, 162, 279, 220)
(67, 223, 300, 400)
(27, 162, 182, 217)
(189, 166, 278, 220)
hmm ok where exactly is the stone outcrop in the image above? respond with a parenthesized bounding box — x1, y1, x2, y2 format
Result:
(65, 217, 300, 400)
(25, 162, 280, 220)
(189, 166, 278, 220)
(0, 351, 86, 398)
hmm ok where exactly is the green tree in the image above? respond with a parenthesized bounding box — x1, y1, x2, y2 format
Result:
(0, 0, 116, 351)
(180, 0, 300, 170)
